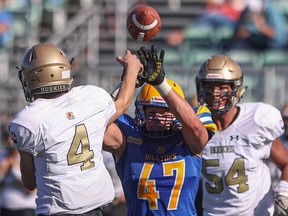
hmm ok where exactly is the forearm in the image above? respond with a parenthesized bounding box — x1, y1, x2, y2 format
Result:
(157, 79, 209, 153)
(162, 89, 197, 128)
(165, 91, 208, 153)
(110, 67, 138, 124)
(281, 165, 288, 182)
(19, 150, 36, 191)
(116, 65, 138, 108)
(109, 50, 142, 124)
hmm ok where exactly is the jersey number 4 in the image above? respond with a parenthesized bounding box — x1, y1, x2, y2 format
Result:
(67, 124, 95, 171)
(137, 160, 185, 210)
(202, 158, 249, 194)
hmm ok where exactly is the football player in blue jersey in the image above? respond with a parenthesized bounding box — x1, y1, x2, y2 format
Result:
(103, 45, 217, 216)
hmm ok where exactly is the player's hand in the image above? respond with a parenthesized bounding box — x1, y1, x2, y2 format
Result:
(137, 45, 165, 86)
(274, 181, 288, 216)
(117, 50, 143, 88)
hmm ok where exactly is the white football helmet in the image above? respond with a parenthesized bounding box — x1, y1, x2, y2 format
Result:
(196, 54, 246, 115)
(18, 43, 74, 102)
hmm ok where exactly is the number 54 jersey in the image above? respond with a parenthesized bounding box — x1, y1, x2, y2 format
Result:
(202, 102, 285, 216)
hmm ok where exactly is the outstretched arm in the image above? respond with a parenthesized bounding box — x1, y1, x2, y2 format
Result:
(137, 45, 216, 154)
(161, 87, 211, 154)
(108, 50, 142, 125)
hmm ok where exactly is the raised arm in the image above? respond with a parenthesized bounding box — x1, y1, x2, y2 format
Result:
(161, 87, 211, 154)
(137, 45, 216, 154)
(108, 50, 142, 125)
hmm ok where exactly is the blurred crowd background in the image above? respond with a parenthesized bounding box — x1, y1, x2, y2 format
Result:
(0, 0, 288, 215)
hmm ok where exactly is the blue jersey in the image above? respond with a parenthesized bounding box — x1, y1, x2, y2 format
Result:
(116, 114, 202, 216)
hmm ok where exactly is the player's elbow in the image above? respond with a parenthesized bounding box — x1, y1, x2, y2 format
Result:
(184, 126, 210, 154)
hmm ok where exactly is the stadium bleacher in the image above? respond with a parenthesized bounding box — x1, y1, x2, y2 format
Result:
(1, 0, 288, 117)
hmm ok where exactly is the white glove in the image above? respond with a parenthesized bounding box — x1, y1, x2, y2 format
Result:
(274, 180, 288, 216)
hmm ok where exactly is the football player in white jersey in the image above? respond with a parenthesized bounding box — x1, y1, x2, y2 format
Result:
(8, 43, 142, 216)
(195, 54, 288, 216)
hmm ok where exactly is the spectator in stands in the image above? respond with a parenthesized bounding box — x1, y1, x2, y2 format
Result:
(8, 43, 142, 216)
(222, 0, 287, 50)
(103, 45, 217, 215)
(196, 54, 288, 215)
(0, 1, 13, 48)
(0, 130, 37, 216)
(166, 0, 245, 46)
(196, 0, 245, 29)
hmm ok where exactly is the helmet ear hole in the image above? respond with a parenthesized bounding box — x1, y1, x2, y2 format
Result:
(28, 52, 34, 62)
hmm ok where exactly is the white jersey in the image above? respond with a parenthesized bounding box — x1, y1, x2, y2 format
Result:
(9, 85, 116, 215)
(202, 102, 284, 216)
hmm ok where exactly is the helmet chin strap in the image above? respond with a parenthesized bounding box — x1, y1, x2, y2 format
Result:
(16, 66, 31, 102)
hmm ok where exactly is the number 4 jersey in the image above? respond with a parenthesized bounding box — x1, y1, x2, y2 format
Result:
(202, 102, 285, 216)
(9, 85, 115, 215)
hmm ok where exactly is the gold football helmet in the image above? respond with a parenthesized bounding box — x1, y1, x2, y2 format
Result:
(135, 78, 185, 138)
(18, 43, 74, 102)
(196, 55, 246, 115)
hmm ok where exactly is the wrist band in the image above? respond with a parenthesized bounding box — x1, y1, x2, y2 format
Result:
(155, 78, 172, 96)
(276, 180, 288, 196)
(278, 180, 288, 189)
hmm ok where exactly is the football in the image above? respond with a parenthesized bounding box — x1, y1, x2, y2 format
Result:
(126, 4, 161, 42)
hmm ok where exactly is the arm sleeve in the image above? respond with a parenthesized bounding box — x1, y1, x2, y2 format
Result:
(194, 106, 217, 139)
(9, 123, 35, 155)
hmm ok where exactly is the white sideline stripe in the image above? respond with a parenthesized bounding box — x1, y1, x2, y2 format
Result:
(132, 14, 158, 30)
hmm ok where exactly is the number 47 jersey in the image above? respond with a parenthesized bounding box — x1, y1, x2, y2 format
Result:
(115, 112, 209, 216)
(9, 85, 115, 215)
(201, 102, 285, 216)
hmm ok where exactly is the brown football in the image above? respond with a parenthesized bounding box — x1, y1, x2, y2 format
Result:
(126, 4, 161, 42)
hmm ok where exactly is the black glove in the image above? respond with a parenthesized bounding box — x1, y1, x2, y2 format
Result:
(135, 76, 145, 88)
(137, 45, 165, 86)
(120, 70, 144, 88)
